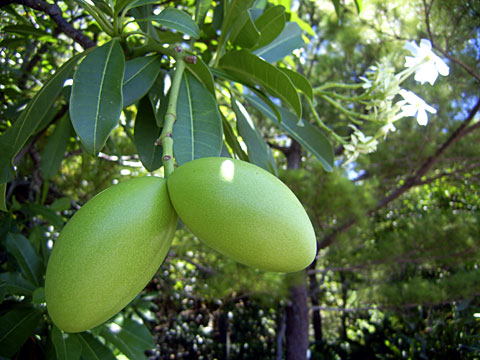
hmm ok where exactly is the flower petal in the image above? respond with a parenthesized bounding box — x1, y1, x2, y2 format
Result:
(416, 108, 429, 126)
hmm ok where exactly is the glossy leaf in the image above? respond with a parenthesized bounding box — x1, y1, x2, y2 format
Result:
(0, 306, 42, 358)
(78, 332, 116, 360)
(279, 67, 313, 101)
(51, 326, 82, 360)
(172, 70, 222, 165)
(123, 55, 163, 107)
(219, 50, 302, 119)
(0, 52, 84, 184)
(5, 233, 43, 287)
(253, 5, 286, 50)
(40, 114, 72, 180)
(0, 272, 36, 296)
(70, 40, 125, 155)
(232, 98, 277, 175)
(246, 95, 334, 172)
(229, 10, 260, 48)
(221, 0, 255, 36)
(100, 320, 154, 360)
(186, 56, 216, 96)
(148, 72, 168, 127)
(253, 22, 304, 63)
(140, 8, 200, 39)
(221, 115, 248, 162)
(0, 183, 6, 212)
(134, 96, 163, 172)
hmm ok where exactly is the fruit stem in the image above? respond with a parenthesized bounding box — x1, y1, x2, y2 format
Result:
(157, 50, 188, 178)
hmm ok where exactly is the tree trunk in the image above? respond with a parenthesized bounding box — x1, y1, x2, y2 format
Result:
(285, 139, 309, 360)
(308, 259, 323, 351)
(286, 272, 309, 360)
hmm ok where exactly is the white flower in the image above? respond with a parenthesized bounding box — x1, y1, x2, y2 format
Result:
(404, 39, 450, 85)
(397, 89, 437, 126)
(344, 126, 379, 164)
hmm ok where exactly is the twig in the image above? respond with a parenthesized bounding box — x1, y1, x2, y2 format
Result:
(2, 0, 95, 49)
(318, 98, 480, 250)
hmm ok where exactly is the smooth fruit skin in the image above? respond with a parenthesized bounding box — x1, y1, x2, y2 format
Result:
(167, 157, 316, 272)
(45, 177, 177, 333)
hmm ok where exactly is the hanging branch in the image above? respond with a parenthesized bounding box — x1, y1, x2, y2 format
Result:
(1, 0, 95, 49)
(318, 97, 480, 250)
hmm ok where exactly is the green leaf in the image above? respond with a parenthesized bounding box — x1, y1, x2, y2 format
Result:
(123, 55, 163, 107)
(219, 49, 302, 119)
(186, 56, 216, 96)
(278, 67, 313, 101)
(172, 70, 223, 165)
(195, 0, 211, 27)
(253, 5, 286, 50)
(229, 10, 260, 49)
(221, 115, 248, 162)
(140, 8, 200, 39)
(70, 40, 125, 155)
(5, 233, 43, 287)
(0, 272, 36, 296)
(0, 183, 6, 212)
(332, 0, 341, 20)
(3, 24, 50, 38)
(27, 203, 65, 230)
(220, 0, 255, 40)
(246, 95, 334, 172)
(354, 0, 362, 13)
(100, 319, 154, 360)
(40, 114, 72, 180)
(148, 72, 168, 127)
(0, 306, 42, 358)
(50, 197, 71, 212)
(233, 98, 277, 175)
(51, 326, 82, 360)
(134, 96, 163, 172)
(0, 52, 84, 184)
(253, 22, 304, 63)
(78, 332, 116, 360)
(121, 0, 159, 14)
(32, 287, 45, 305)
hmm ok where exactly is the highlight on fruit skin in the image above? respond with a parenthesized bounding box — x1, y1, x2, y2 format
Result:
(45, 176, 177, 333)
(167, 157, 317, 273)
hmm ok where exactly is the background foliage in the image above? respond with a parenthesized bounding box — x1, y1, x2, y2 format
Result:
(1, 0, 479, 359)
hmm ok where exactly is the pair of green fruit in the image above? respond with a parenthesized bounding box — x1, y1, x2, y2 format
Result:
(45, 157, 316, 333)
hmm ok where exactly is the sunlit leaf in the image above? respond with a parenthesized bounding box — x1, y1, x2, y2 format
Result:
(219, 50, 302, 119)
(172, 70, 223, 165)
(186, 56, 216, 96)
(253, 5, 286, 49)
(70, 40, 125, 155)
(253, 22, 304, 63)
(229, 10, 260, 48)
(138, 8, 200, 39)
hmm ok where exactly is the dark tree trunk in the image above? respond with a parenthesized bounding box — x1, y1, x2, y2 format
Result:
(308, 259, 323, 351)
(286, 272, 309, 360)
(284, 139, 309, 360)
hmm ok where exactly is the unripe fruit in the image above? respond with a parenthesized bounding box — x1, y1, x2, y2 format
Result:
(45, 177, 177, 333)
(167, 157, 316, 272)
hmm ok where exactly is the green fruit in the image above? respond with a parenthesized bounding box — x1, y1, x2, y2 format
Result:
(45, 177, 177, 333)
(167, 157, 316, 272)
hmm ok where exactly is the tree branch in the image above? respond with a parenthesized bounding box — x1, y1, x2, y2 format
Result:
(318, 98, 480, 250)
(2, 0, 95, 49)
(422, 0, 480, 83)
